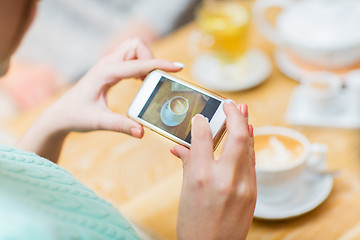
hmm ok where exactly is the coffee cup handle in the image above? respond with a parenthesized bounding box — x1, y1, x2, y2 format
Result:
(307, 143, 328, 170)
(252, 0, 290, 46)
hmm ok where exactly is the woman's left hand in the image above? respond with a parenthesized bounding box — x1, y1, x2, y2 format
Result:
(18, 38, 183, 162)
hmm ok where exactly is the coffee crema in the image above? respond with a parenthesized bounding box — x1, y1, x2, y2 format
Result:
(170, 97, 188, 114)
(255, 135, 304, 169)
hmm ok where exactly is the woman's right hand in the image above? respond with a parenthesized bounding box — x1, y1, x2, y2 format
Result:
(171, 101, 256, 240)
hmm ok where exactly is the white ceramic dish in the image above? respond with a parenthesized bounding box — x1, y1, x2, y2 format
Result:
(274, 49, 352, 82)
(254, 169, 333, 220)
(285, 87, 360, 129)
(275, 49, 314, 82)
(253, 0, 360, 69)
(191, 48, 272, 92)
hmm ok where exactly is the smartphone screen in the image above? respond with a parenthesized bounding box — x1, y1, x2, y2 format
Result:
(138, 76, 222, 144)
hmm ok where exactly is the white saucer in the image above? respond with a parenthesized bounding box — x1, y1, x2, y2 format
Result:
(191, 48, 272, 91)
(160, 101, 184, 127)
(274, 49, 350, 82)
(254, 170, 333, 221)
(285, 87, 360, 129)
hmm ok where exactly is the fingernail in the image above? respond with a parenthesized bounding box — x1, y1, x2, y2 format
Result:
(130, 127, 141, 138)
(170, 148, 180, 158)
(191, 115, 196, 125)
(173, 62, 185, 68)
(241, 104, 248, 118)
(248, 125, 254, 137)
(224, 99, 235, 106)
(197, 114, 209, 122)
(192, 114, 203, 125)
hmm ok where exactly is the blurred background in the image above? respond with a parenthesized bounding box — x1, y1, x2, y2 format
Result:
(0, 0, 201, 134)
(2, 0, 359, 139)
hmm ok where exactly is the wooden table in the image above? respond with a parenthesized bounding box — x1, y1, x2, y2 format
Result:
(9, 21, 360, 240)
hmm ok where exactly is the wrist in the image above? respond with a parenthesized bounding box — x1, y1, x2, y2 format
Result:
(17, 104, 71, 162)
(37, 101, 73, 135)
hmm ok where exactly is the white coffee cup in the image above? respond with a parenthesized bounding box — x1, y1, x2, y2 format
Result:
(254, 126, 327, 204)
(164, 96, 189, 124)
(301, 71, 342, 113)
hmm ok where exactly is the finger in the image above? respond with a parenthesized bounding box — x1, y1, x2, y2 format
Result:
(189, 114, 214, 168)
(124, 39, 154, 60)
(248, 124, 254, 148)
(113, 38, 154, 61)
(242, 122, 256, 192)
(221, 101, 249, 167)
(170, 145, 190, 167)
(97, 111, 144, 138)
(248, 125, 257, 194)
(108, 59, 183, 81)
(248, 124, 255, 167)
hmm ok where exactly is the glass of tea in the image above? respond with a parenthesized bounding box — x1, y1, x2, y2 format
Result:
(196, 0, 251, 62)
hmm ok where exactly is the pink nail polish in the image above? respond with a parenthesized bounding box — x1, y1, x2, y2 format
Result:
(130, 127, 141, 138)
(241, 104, 248, 118)
(248, 125, 253, 137)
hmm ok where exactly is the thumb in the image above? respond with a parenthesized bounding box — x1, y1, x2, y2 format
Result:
(98, 111, 144, 138)
(170, 145, 190, 167)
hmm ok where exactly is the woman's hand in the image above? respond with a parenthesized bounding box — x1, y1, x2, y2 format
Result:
(17, 39, 182, 162)
(48, 38, 182, 137)
(171, 101, 256, 240)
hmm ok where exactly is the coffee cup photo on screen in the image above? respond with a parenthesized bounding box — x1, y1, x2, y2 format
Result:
(138, 77, 220, 143)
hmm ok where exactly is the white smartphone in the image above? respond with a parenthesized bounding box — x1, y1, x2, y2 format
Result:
(128, 70, 227, 150)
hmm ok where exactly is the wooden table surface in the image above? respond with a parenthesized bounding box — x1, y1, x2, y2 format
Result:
(9, 20, 360, 240)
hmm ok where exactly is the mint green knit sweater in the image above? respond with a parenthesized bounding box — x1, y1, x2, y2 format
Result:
(0, 144, 141, 240)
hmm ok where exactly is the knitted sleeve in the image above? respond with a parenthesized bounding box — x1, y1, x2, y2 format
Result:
(0, 144, 141, 240)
